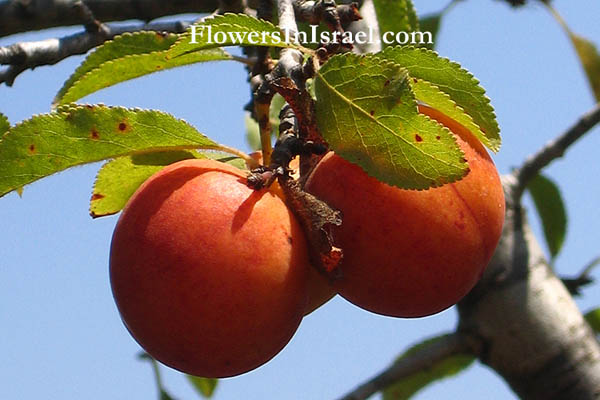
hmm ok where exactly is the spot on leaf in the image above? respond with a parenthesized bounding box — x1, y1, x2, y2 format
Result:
(415, 134, 423, 142)
(369, 110, 375, 116)
(117, 120, 130, 133)
(384, 79, 390, 87)
(28, 144, 36, 154)
(436, 135, 441, 140)
(91, 193, 105, 201)
(90, 129, 100, 140)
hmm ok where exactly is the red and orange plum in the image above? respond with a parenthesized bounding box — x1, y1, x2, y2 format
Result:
(305, 105, 505, 318)
(109, 159, 311, 378)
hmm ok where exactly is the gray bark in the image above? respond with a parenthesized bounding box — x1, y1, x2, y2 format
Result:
(0, 0, 221, 37)
(458, 177, 600, 399)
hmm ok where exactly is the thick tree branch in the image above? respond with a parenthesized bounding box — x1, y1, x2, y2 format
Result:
(511, 102, 600, 202)
(336, 333, 470, 400)
(0, 19, 192, 86)
(458, 178, 600, 399)
(0, 0, 360, 37)
(0, 0, 224, 37)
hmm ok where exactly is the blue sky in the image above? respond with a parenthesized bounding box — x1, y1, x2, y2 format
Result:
(1, 1, 599, 399)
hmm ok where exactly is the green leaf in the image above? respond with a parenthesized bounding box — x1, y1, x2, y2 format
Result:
(138, 353, 178, 400)
(568, 33, 600, 102)
(373, 0, 419, 48)
(314, 53, 467, 190)
(383, 335, 475, 400)
(169, 13, 302, 58)
(409, 78, 489, 150)
(376, 46, 501, 152)
(90, 151, 198, 218)
(418, 13, 441, 50)
(526, 173, 567, 259)
(0, 112, 9, 136)
(54, 31, 231, 106)
(90, 150, 245, 218)
(585, 308, 600, 334)
(0, 105, 224, 198)
(55, 31, 178, 104)
(546, 4, 600, 102)
(187, 375, 218, 398)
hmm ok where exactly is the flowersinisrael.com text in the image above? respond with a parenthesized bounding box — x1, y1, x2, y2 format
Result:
(189, 25, 433, 47)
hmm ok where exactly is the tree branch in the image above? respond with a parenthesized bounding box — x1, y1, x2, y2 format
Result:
(293, 0, 360, 28)
(458, 181, 600, 399)
(0, 0, 223, 38)
(336, 333, 470, 400)
(511, 102, 600, 201)
(0, 19, 192, 86)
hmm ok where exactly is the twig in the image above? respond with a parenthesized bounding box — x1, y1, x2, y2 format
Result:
(0, 19, 193, 86)
(74, 1, 108, 35)
(562, 255, 600, 296)
(579, 255, 600, 277)
(218, 0, 255, 14)
(336, 333, 470, 400)
(511, 102, 600, 201)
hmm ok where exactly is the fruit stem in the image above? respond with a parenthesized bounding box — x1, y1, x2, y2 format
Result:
(256, 101, 273, 165)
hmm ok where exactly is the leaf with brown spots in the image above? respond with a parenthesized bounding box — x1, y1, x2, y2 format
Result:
(0, 105, 240, 198)
(376, 46, 501, 152)
(314, 53, 467, 190)
(409, 78, 494, 151)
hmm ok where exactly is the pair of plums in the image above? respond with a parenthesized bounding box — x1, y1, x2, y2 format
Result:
(109, 106, 505, 378)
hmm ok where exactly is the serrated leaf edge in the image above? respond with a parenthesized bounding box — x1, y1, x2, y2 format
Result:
(57, 47, 231, 106)
(317, 53, 468, 189)
(379, 46, 501, 151)
(170, 13, 304, 55)
(54, 31, 179, 106)
(1, 105, 230, 197)
(410, 78, 493, 151)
